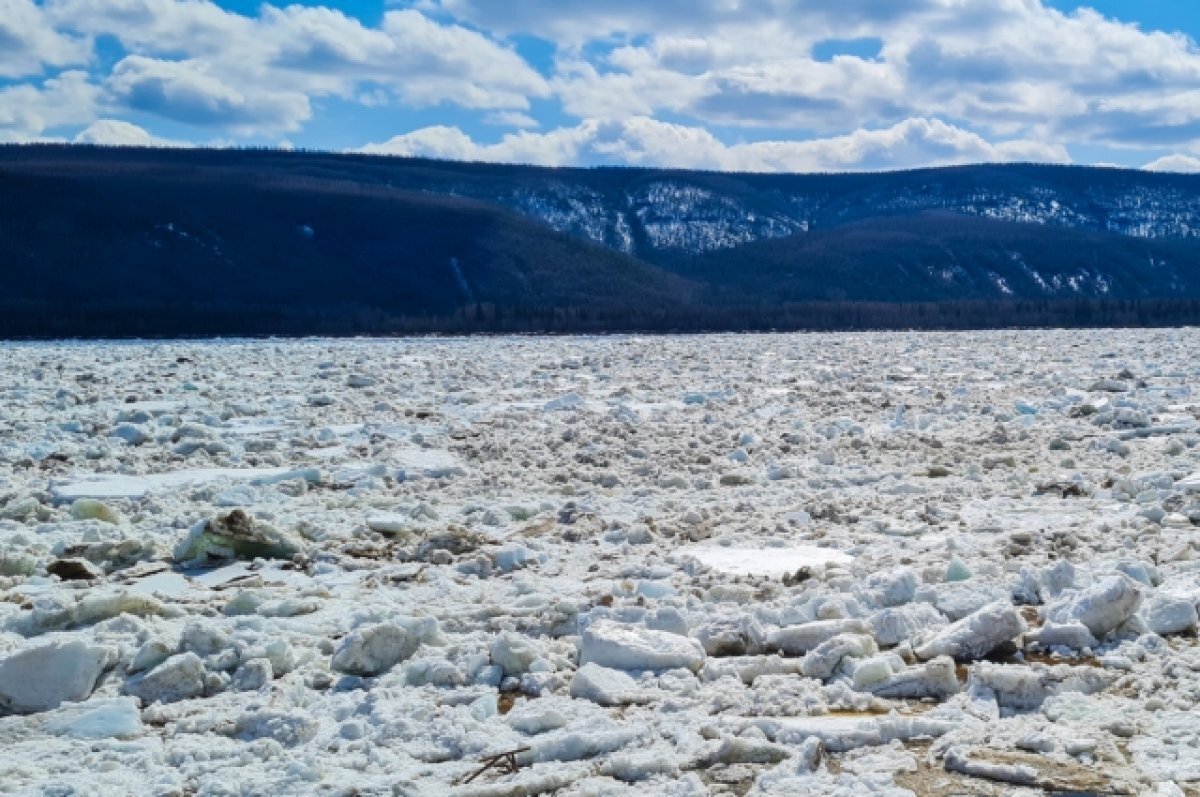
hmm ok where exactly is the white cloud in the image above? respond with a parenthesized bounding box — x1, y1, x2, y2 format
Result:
(10, 0, 1200, 165)
(73, 118, 189, 147)
(429, 0, 1200, 152)
(0, 70, 100, 141)
(45, 0, 255, 56)
(358, 116, 1069, 172)
(1143, 154, 1200, 173)
(375, 10, 548, 108)
(107, 55, 312, 134)
(47, 0, 549, 126)
(419, 0, 937, 44)
(0, 0, 89, 78)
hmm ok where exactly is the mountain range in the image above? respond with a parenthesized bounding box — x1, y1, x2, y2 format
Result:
(2, 145, 1200, 336)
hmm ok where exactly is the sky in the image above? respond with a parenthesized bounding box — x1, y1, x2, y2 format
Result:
(5, 0, 1200, 173)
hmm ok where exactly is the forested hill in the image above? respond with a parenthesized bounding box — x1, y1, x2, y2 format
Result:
(3, 144, 1200, 336)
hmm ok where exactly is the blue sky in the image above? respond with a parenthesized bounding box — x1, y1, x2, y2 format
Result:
(5, 0, 1200, 172)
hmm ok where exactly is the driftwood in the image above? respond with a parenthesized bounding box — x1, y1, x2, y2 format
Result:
(463, 747, 532, 784)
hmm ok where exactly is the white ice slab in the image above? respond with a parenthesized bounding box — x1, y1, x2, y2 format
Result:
(126, 571, 193, 598)
(50, 467, 293, 502)
(681, 545, 852, 576)
(191, 562, 254, 588)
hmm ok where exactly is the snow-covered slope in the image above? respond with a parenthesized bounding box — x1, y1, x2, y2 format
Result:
(450, 166, 1200, 260)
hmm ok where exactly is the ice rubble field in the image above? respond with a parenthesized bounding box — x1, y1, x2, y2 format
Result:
(1, 331, 1199, 797)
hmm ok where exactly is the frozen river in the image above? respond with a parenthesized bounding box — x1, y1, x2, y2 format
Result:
(0, 330, 1198, 795)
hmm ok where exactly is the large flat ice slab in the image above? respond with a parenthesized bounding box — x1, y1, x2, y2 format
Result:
(681, 545, 852, 577)
(49, 467, 296, 502)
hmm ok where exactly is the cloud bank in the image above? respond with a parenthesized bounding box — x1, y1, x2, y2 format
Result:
(1, 0, 1198, 171)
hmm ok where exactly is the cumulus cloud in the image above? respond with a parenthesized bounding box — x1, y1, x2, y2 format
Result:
(421, 0, 1200, 156)
(0, 70, 100, 142)
(358, 116, 1068, 172)
(107, 55, 312, 133)
(0, 0, 89, 78)
(528, 2, 1200, 148)
(47, 0, 548, 123)
(9, 0, 1200, 167)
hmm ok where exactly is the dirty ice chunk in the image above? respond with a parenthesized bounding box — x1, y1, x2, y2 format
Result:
(69, 498, 122, 524)
(0, 640, 115, 712)
(913, 603, 1025, 661)
(580, 620, 705, 673)
(943, 747, 1038, 786)
(174, 509, 304, 566)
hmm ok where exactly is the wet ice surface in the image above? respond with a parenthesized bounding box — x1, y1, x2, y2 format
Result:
(0, 331, 1198, 796)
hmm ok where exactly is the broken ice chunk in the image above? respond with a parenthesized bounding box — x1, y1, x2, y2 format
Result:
(866, 656, 960, 699)
(969, 661, 1112, 710)
(0, 640, 116, 712)
(569, 663, 651, 706)
(1140, 591, 1199, 636)
(1027, 621, 1098, 651)
(870, 603, 947, 647)
(767, 619, 871, 655)
(1043, 575, 1143, 639)
(913, 602, 1025, 662)
(580, 620, 705, 673)
(124, 652, 206, 705)
(491, 631, 545, 677)
(799, 633, 877, 680)
(43, 697, 142, 739)
(849, 653, 905, 690)
(330, 623, 408, 677)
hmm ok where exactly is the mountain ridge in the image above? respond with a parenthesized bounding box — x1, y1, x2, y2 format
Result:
(2, 144, 1200, 335)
